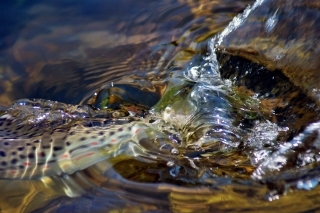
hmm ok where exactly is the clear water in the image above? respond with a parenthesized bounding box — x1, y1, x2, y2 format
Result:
(1, 0, 320, 213)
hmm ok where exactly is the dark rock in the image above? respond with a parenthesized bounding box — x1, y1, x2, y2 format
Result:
(216, 0, 320, 103)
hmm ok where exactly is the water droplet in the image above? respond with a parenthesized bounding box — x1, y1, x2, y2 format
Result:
(297, 179, 318, 190)
(265, 10, 278, 33)
(171, 148, 179, 155)
(166, 161, 174, 167)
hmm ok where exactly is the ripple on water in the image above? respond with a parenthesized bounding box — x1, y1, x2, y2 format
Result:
(2, 0, 320, 212)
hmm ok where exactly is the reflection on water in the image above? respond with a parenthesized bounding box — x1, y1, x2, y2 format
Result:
(1, 0, 320, 212)
(0, 0, 252, 107)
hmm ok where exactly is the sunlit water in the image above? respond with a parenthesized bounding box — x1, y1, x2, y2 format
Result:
(1, 0, 320, 213)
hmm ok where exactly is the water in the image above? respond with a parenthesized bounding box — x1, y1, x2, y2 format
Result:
(0, 0, 252, 107)
(1, 0, 320, 212)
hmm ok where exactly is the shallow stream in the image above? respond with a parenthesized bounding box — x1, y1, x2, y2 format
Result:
(1, 0, 320, 212)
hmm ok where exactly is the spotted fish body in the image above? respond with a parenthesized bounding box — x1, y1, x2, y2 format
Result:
(0, 112, 149, 180)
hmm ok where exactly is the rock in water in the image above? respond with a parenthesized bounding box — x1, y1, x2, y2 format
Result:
(209, 0, 320, 195)
(212, 0, 320, 139)
(215, 0, 320, 103)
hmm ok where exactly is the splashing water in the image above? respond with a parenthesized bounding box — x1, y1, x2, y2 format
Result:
(3, 0, 320, 212)
(253, 121, 320, 182)
(0, 3, 318, 210)
(0, 49, 277, 182)
(0, 51, 234, 180)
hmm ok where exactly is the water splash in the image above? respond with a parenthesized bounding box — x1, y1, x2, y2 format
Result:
(0, 3, 318, 209)
(265, 9, 278, 33)
(0, 49, 266, 181)
(215, 0, 265, 46)
(253, 121, 320, 180)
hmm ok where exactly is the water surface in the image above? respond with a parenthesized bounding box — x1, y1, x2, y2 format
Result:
(2, 0, 320, 213)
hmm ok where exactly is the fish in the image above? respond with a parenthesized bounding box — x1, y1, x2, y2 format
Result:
(0, 76, 244, 180)
(0, 99, 152, 180)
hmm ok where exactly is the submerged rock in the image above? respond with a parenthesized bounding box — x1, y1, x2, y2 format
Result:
(213, 0, 320, 137)
(215, 0, 320, 102)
